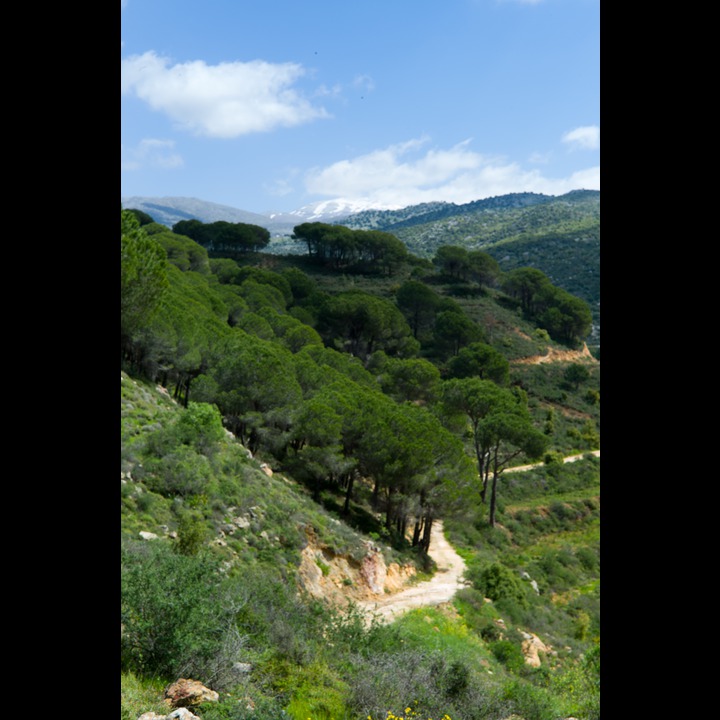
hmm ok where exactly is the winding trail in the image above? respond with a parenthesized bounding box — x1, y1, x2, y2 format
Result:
(505, 449, 600, 474)
(353, 451, 599, 625)
(356, 521, 468, 625)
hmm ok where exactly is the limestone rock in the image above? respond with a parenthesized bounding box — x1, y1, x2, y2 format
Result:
(138, 711, 201, 720)
(164, 679, 219, 708)
(520, 632, 550, 667)
(298, 544, 325, 598)
(167, 710, 202, 720)
(360, 548, 387, 595)
(233, 515, 251, 529)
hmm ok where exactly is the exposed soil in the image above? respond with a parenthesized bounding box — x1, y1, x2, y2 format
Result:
(355, 521, 468, 625)
(512, 342, 597, 366)
(505, 449, 599, 474)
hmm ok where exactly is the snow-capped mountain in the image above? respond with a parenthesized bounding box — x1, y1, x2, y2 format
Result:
(120, 195, 399, 234)
(269, 198, 404, 224)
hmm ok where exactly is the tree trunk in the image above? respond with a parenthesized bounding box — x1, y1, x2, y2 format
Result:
(489, 472, 498, 527)
(372, 478, 381, 510)
(421, 515, 433, 554)
(343, 473, 355, 514)
(385, 486, 395, 530)
(412, 517, 423, 547)
(489, 444, 501, 527)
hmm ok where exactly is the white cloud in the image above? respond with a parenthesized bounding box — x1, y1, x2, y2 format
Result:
(121, 139, 184, 171)
(121, 51, 329, 138)
(562, 125, 600, 150)
(565, 165, 600, 190)
(352, 74, 375, 93)
(303, 137, 599, 207)
(314, 83, 343, 98)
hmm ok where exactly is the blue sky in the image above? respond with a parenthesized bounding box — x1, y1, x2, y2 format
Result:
(121, 0, 599, 215)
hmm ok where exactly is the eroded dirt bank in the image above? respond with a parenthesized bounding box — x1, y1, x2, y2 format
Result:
(355, 521, 467, 624)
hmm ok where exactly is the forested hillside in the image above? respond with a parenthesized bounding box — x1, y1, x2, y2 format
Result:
(121, 207, 600, 720)
(344, 191, 600, 344)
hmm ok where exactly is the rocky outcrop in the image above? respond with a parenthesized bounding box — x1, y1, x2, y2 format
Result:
(520, 631, 550, 667)
(360, 546, 387, 594)
(138, 710, 200, 720)
(297, 528, 416, 603)
(163, 679, 219, 708)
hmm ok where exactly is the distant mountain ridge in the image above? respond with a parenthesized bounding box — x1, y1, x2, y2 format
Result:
(122, 190, 598, 237)
(120, 195, 401, 235)
(120, 196, 279, 231)
(343, 190, 599, 231)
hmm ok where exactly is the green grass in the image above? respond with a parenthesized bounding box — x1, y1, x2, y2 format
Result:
(505, 487, 600, 512)
(120, 672, 168, 720)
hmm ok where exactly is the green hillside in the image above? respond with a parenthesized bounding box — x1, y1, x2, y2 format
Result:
(344, 191, 600, 343)
(121, 208, 600, 720)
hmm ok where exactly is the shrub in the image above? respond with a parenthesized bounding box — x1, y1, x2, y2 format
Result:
(121, 540, 244, 683)
(474, 563, 529, 608)
(176, 510, 209, 556)
(544, 450, 564, 466)
(145, 446, 212, 498)
(346, 649, 478, 720)
(573, 610, 591, 640)
(176, 401, 226, 452)
(550, 643, 600, 720)
(576, 546, 599, 572)
(201, 695, 290, 720)
(441, 659, 470, 699)
(490, 640, 525, 673)
(501, 678, 563, 720)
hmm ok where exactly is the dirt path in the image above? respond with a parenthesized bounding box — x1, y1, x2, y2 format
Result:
(505, 449, 600, 474)
(353, 452, 598, 624)
(356, 521, 467, 625)
(511, 342, 597, 366)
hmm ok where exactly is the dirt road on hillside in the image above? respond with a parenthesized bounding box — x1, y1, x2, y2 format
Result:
(356, 521, 468, 625)
(353, 452, 599, 624)
(505, 449, 600, 474)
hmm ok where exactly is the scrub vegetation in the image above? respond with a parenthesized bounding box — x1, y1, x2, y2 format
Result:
(121, 206, 599, 720)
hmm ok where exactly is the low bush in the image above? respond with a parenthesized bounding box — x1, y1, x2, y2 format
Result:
(501, 678, 564, 720)
(121, 540, 245, 684)
(144, 445, 213, 498)
(470, 562, 529, 608)
(489, 640, 525, 673)
(550, 643, 600, 720)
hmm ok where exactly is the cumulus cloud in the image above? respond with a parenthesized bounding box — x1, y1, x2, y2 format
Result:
(121, 51, 329, 138)
(121, 139, 184, 171)
(562, 125, 600, 150)
(303, 137, 599, 207)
